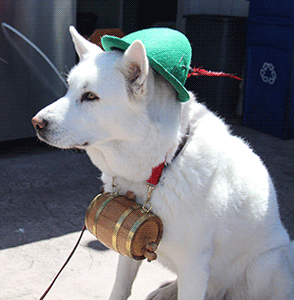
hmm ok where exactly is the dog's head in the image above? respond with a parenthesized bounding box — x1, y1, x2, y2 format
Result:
(31, 26, 160, 149)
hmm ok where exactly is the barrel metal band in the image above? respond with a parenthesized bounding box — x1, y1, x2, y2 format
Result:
(85, 193, 103, 229)
(93, 193, 119, 237)
(125, 213, 152, 258)
(112, 205, 139, 253)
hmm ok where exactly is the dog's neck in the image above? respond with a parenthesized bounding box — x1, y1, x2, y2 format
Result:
(86, 76, 191, 194)
(87, 131, 168, 182)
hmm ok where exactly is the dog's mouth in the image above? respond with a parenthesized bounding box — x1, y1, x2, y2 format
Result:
(32, 116, 91, 149)
(36, 131, 49, 143)
(36, 131, 90, 150)
(73, 142, 89, 149)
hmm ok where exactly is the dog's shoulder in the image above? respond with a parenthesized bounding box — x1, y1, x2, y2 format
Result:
(177, 94, 269, 196)
(185, 95, 256, 163)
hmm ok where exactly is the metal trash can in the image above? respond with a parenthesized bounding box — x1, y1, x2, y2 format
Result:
(243, 0, 294, 139)
(184, 14, 247, 119)
(0, 0, 76, 141)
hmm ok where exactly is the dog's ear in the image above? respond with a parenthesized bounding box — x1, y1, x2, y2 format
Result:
(69, 26, 103, 60)
(118, 40, 149, 98)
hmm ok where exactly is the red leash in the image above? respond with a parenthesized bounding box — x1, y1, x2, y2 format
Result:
(38, 162, 166, 299)
(39, 225, 87, 300)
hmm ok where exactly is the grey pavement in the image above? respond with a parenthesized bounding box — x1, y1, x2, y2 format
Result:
(0, 124, 293, 299)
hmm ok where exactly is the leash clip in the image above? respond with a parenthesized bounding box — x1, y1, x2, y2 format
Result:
(142, 184, 155, 213)
(112, 177, 120, 195)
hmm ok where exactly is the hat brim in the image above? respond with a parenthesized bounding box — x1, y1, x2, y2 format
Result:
(101, 35, 190, 102)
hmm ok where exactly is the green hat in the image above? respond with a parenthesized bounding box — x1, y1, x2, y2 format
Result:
(101, 28, 192, 102)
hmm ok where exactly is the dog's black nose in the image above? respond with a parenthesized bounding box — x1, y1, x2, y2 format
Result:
(31, 116, 48, 131)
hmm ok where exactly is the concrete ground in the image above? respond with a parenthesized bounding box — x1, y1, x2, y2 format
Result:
(0, 124, 293, 300)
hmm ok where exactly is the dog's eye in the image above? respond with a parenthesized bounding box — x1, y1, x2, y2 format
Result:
(81, 92, 99, 102)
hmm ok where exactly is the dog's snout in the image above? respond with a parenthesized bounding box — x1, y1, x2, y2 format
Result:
(31, 116, 48, 131)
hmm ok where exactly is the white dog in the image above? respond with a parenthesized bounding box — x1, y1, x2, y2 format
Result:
(32, 27, 294, 299)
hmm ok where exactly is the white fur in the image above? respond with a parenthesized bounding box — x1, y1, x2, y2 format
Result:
(33, 26, 294, 299)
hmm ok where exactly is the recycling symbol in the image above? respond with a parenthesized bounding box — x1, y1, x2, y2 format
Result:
(260, 62, 277, 85)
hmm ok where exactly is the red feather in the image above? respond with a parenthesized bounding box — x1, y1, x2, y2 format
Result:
(187, 67, 242, 81)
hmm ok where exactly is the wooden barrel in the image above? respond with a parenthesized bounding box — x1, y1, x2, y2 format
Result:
(85, 192, 163, 261)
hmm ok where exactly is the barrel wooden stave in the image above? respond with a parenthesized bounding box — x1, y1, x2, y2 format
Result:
(131, 217, 162, 257)
(85, 193, 163, 260)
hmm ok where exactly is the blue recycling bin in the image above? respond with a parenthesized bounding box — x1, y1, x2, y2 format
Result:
(243, 0, 294, 139)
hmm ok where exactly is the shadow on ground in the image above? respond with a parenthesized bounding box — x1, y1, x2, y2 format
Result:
(0, 137, 103, 250)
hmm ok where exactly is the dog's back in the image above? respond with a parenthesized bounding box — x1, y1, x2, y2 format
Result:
(155, 97, 294, 299)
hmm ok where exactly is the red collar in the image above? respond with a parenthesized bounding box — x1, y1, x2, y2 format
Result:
(146, 125, 190, 187)
(147, 161, 166, 186)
